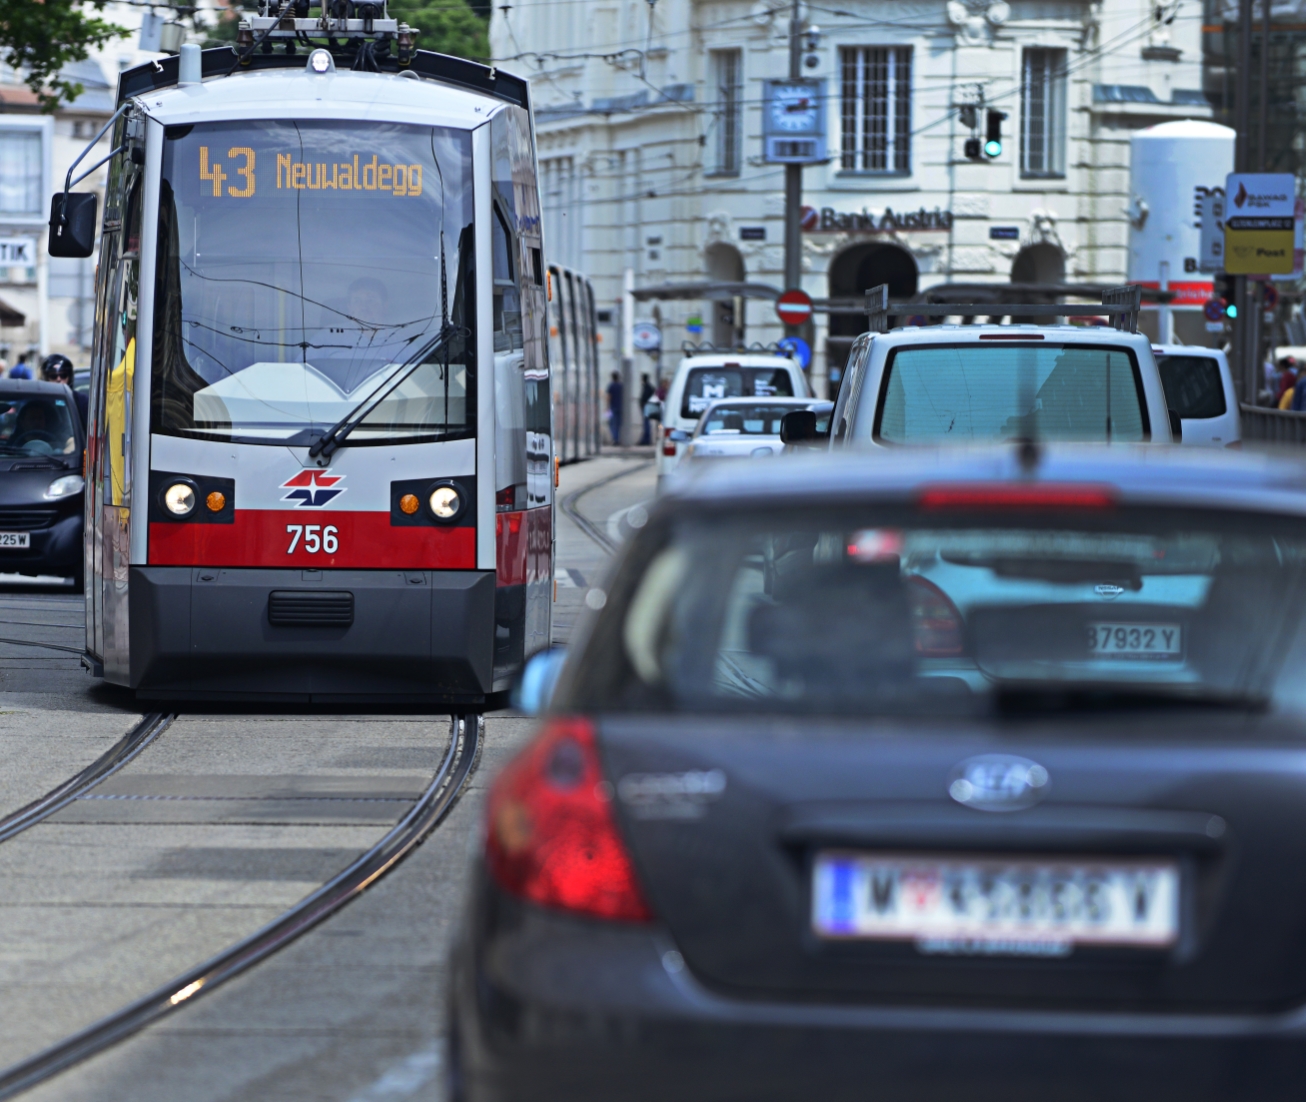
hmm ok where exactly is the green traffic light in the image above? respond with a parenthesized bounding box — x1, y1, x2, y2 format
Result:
(1226, 303, 1238, 319)
(984, 139, 1002, 158)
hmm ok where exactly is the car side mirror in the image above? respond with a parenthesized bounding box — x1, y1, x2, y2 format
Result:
(1167, 408, 1183, 443)
(780, 410, 818, 444)
(511, 647, 567, 716)
(667, 429, 691, 442)
(49, 192, 97, 259)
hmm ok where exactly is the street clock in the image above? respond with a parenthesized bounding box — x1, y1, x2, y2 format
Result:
(763, 79, 827, 164)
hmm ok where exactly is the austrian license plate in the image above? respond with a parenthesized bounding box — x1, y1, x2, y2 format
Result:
(1088, 622, 1181, 659)
(812, 852, 1180, 953)
(0, 532, 31, 548)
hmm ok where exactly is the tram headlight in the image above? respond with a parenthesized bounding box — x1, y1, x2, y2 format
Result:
(163, 480, 197, 517)
(43, 475, 83, 500)
(427, 482, 465, 523)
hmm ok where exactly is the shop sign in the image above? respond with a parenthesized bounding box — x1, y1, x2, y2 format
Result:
(1224, 173, 1296, 275)
(808, 206, 953, 234)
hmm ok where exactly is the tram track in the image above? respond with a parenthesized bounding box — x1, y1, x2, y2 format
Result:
(0, 712, 483, 1099)
(0, 713, 174, 844)
(560, 459, 653, 554)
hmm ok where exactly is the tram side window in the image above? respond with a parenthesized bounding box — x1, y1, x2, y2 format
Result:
(101, 176, 141, 508)
(492, 204, 522, 353)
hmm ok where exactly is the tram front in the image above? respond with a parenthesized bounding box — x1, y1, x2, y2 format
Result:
(57, 44, 552, 702)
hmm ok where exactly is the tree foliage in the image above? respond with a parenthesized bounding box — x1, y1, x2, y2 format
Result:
(0, 0, 127, 110)
(385, 0, 487, 60)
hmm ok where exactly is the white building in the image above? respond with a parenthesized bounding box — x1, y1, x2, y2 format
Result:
(491, 0, 1211, 399)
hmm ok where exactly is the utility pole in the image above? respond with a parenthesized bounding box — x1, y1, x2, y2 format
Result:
(782, 0, 803, 301)
(1234, 0, 1254, 402)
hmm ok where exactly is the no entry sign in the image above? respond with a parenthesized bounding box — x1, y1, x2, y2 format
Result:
(776, 288, 813, 327)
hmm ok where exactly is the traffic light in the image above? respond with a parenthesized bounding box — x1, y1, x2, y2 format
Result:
(964, 137, 982, 160)
(984, 110, 1006, 158)
(1214, 273, 1238, 318)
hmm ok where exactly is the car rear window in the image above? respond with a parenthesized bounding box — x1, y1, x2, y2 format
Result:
(563, 503, 1306, 717)
(873, 344, 1148, 443)
(699, 404, 800, 435)
(681, 367, 794, 418)
(0, 395, 78, 457)
(1157, 355, 1227, 420)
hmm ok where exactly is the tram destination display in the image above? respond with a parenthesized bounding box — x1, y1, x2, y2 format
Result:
(194, 146, 427, 197)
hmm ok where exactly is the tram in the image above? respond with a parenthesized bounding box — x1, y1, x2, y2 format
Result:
(49, 14, 557, 703)
(546, 265, 601, 463)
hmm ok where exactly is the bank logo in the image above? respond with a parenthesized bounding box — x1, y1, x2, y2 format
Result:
(1235, 181, 1248, 208)
(282, 469, 345, 507)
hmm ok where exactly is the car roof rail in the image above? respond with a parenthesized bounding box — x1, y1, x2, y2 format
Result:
(679, 341, 790, 356)
(863, 283, 1142, 334)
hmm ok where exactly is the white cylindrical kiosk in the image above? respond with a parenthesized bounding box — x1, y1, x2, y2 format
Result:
(1127, 120, 1235, 345)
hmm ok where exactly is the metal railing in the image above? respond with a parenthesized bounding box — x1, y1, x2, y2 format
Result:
(1239, 403, 1306, 445)
(864, 284, 1142, 334)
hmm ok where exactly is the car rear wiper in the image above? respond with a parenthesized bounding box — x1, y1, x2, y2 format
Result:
(993, 683, 1268, 716)
(307, 322, 464, 463)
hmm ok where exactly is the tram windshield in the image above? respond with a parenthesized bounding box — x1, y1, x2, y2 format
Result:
(152, 120, 475, 445)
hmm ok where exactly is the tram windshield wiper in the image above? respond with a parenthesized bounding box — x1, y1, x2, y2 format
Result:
(307, 323, 462, 462)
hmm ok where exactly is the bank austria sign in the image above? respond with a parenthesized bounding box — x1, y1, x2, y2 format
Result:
(805, 205, 953, 233)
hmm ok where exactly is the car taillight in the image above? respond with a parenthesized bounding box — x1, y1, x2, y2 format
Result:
(661, 428, 677, 457)
(485, 717, 654, 922)
(907, 575, 963, 656)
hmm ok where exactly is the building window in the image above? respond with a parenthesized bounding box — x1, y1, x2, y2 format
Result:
(0, 131, 41, 215)
(710, 50, 742, 176)
(1021, 49, 1067, 177)
(840, 46, 911, 174)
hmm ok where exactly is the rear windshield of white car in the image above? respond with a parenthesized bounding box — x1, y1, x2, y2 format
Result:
(873, 344, 1149, 443)
(699, 404, 802, 435)
(1156, 355, 1227, 420)
(682, 367, 795, 418)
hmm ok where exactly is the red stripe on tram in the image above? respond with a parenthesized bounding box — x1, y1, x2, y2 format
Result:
(495, 508, 553, 588)
(149, 510, 476, 569)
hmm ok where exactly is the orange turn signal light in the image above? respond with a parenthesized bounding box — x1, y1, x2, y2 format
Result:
(206, 491, 226, 512)
(400, 493, 420, 515)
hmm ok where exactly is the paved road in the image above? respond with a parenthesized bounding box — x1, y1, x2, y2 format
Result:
(0, 454, 654, 1102)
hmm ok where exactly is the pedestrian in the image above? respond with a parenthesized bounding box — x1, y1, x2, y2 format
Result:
(1276, 358, 1298, 406)
(638, 372, 654, 445)
(8, 353, 32, 380)
(606, 371, 624, 446)
(41, 354, 87, 425)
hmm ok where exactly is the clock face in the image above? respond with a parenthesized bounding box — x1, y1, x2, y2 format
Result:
(770, 86, 818, 132)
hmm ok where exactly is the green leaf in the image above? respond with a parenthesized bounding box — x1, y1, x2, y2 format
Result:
(0, 0, 128, 111)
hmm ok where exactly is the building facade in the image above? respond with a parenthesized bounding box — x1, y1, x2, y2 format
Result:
(491, 0, 1212, 401)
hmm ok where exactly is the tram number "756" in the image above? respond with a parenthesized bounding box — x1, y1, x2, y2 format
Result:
(286, 524, 339, 555)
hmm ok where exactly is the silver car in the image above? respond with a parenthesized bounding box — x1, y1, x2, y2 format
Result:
(684, 397, 824, 460)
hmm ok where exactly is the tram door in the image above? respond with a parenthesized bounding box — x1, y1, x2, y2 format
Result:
(87, 149, 143, 674)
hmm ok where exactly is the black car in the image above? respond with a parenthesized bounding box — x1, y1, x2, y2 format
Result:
(450, 443, 1306, 1101)
(0, 380, 85, 586)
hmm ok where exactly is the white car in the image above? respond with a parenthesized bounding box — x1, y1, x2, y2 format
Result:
(1152, 344, 1242, 447)
(653, 350, 810, 488)
(684, 397, 824, 460)
(828, 323, 1176, 448)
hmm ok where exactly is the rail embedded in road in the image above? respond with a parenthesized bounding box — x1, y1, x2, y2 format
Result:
(0, 712, 174, 844)
(0, 713, 484, 1100)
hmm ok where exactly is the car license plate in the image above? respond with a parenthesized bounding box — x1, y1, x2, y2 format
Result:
(1088, 622, 1181, 659)
(0, 532, 31, 548)
(812, 852, 1180, 953)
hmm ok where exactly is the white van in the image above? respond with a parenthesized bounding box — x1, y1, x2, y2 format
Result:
(652, 350, 810, 487)
(826, 323, 1175, 448)
(1152, 345, 1242, 447)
